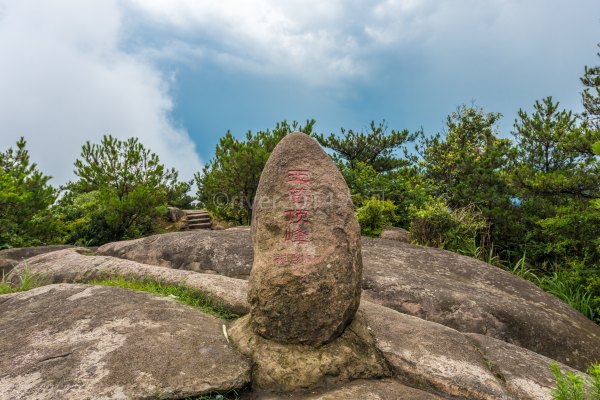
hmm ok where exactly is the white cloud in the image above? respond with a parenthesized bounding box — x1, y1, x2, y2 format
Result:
(0, 0, 202, 186)
(128, 0, 368, 85)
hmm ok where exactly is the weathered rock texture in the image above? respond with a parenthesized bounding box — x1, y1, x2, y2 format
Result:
(0, 245, 76, 277)
(7, 248, 249, 315)
(360, 301, 591, 400)
(229, 312, 390, 391)
(248, 132, 362, 345)
(97, 230, 253, 278)
(5, 251, 596, 399)
(360, 301, 511, 399)
(0, 284, 251, 400)
(466, 333, 586, 400)
(94, 229, 600, 371)
(360, 237, 600, 372)
(379, 227, 411, 242)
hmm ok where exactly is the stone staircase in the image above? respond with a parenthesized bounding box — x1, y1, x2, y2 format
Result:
(184, 210, 212, 230)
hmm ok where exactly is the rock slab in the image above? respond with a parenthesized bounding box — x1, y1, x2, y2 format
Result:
(7, 247, 249, 315)
(98, 230, 253, 279)
(0, 284, 251, 400)
(248, 132, 362, 345)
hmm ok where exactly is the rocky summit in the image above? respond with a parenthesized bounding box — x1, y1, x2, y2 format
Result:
(248, 132, 362, 345)
(5, 233, 600, 399)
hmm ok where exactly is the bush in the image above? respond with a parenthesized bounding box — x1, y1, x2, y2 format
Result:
(409, 200, 487, 256)
(355, 197, 398, 237)
(550, 361, 600, 400)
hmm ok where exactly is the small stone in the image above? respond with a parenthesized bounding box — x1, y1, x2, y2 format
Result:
(248, 132, 362, 345)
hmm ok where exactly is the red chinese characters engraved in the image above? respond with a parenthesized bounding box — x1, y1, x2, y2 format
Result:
(284, 225, 310, 244)
(288, 187, 306, 205)
(288, 170, 310, 183)
(272, 253, 323, 265)
(284, 169, 311, 245)
(286, 209, 309, 223)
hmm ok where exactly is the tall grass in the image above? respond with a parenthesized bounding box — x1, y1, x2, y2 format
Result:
(538, 272, 596, 322)
(505, 252, 538, 282)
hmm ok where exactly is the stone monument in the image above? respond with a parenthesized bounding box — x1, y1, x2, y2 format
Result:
(231, 132, 387, 390)
(247, 132, 363, 345)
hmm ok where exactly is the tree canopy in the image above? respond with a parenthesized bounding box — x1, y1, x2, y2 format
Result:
(59, 135, 192, 244)
(313, 120, 416, 172)
(196, 120, 315, 225)
(0, 138, 56, 248)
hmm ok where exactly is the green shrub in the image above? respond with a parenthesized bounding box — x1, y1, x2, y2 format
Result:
(409, 200, 487, 256)
(550, 361, 600, 400)
(355, 197, 398, 237)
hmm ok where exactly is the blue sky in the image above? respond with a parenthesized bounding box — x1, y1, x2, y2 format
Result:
(0, 0, 599, 185)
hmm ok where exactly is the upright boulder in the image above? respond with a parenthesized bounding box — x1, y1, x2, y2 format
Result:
(248, 132, 362, 345)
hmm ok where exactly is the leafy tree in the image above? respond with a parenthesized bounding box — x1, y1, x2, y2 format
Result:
(196, 120, 315, 225)
(340, 161, 430, 228)
(581, 44, 600, 131)
(313, 120, 417, 172)
(511, 97, 600, 266)
(0, 138, 57, 248)
(512, 96, 598, 199)
(418, 106, 514, 252)
(60, 135, 191, 244)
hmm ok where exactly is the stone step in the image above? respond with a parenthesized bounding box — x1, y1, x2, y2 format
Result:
(188, 218, 211, 224)
(187, 214, 210, 219)
(188, 222, 212, 230)
(184, 209, 212, 230)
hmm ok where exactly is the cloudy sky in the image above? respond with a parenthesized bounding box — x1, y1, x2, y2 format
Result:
(1, 0, 599, 185)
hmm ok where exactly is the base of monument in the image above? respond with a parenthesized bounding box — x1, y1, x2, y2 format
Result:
(228, 311, 391, 392)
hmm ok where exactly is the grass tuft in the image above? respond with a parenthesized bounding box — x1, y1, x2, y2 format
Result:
(0, 269, 46, 294)
(89, 276, 239, 320)
(538, 272, 596, 322)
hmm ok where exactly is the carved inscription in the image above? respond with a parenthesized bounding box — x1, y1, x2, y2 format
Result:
(284, 169, 311, 244)
(272, 169, 322, 264)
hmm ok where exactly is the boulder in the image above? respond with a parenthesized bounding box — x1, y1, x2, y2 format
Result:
(360, 301, 511, 399)
(0, 284, 251, 399)
(166, 206, 184, 222)
(94, 229, 600, 371)
(5, 253, 595, 399)
(7, 248, 249, 315)
(248, 132, 362, 345)
(360, 237, 600, 372)
(0, 245, 76, 277)
(360, 300, 588, 400)
(379, 227, 411, 242)
(97, 230, 253, 279)
(466, 333, 587, 400)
